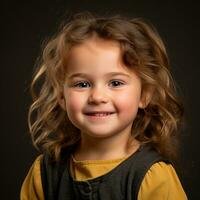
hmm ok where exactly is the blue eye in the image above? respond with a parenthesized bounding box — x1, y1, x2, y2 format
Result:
(110, 80, 124, 87)
(74, 81, 90, 88)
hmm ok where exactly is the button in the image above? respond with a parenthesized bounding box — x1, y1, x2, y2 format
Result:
(83, 185, 92, 193)
(77, 181, 92, 196)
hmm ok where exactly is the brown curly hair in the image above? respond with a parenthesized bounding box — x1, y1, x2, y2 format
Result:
(28, 12, 184, 162)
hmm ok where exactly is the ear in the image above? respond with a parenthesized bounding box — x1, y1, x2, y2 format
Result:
(139, 86, 154, 109)
(57, 92, 66, 111)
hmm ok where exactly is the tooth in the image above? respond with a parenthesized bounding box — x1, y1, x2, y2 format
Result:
(93, 113, 109, 116)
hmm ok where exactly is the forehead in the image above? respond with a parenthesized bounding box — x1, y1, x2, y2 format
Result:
(65, 37, 133, 76)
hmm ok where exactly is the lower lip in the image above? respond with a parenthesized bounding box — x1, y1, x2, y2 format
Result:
(85, 113, 115, 120)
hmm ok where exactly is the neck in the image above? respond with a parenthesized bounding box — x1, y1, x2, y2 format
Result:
(73, 131, 140, 161)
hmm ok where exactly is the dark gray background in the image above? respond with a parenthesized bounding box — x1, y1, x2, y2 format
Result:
(2, 1, 200, 199)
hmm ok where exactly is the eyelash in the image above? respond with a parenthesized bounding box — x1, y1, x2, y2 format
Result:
(73, 80, 125, 88)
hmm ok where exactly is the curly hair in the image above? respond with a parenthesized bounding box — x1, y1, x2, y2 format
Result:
(28, 12, 184, 162)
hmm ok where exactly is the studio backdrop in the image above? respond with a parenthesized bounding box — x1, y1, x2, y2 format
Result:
(2, 1, 200, 199)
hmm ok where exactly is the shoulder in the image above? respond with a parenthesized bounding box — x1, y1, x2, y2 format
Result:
(32, 154, 43, 170)
(138, 161, 188, 200)
(29, 155, 43, 178)
(144, 161, 172, 182)
(24, 154, 43, 180)
(20, 155, 44, 200)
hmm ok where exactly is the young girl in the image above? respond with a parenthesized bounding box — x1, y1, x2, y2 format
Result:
(21, 12, 188, 200)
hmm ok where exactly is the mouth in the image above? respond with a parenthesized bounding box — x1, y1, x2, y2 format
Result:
(85, 112, 115, 116)
(84, 112, 115, 120)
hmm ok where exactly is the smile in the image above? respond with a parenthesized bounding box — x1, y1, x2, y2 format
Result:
(86, 112, 113, 116)
(84, 112, 115, 120)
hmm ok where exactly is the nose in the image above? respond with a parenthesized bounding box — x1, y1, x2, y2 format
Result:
(88, 86, 108, 104)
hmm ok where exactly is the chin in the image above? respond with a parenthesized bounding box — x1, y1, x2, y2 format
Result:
(81, 128, 119, 139)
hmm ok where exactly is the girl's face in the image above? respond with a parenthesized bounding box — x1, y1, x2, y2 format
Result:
(60, 37, 145, 140)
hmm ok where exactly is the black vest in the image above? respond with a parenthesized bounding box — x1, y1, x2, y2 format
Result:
(40, 144, 171, 200)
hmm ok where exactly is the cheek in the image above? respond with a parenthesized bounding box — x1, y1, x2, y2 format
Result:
(115, 88, 141, 115)
(65, 92, 85, 115)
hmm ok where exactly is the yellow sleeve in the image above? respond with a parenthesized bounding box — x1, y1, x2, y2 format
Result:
(20, 155, 44, 200)
(138, 162, 188, 200)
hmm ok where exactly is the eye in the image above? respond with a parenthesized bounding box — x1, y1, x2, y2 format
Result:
(109, 80, 125, 87)
(73, 81, 90, 88)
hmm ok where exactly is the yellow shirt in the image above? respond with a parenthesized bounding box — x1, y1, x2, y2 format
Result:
(20, 154, 188, 200)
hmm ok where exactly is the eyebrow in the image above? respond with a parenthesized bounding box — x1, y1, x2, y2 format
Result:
(67, 72, 131, 79)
